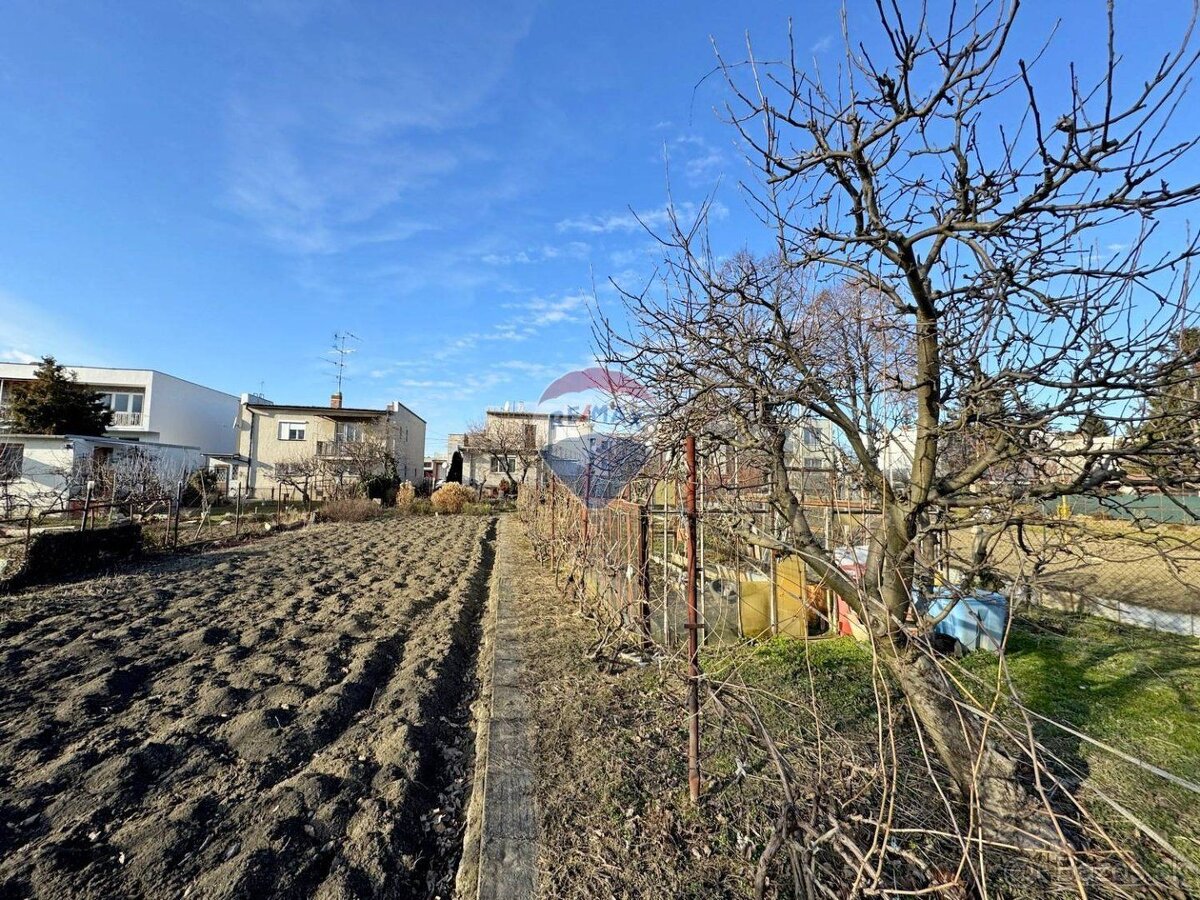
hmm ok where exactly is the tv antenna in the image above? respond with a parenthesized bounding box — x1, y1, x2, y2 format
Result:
(329, 331, 359, 394)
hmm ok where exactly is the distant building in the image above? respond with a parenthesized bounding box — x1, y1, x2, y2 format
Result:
(0, 362, 239, 455)
(424, 454, 448, 487)
(236, 392, 425, 499)
(448, 406, 592, 493)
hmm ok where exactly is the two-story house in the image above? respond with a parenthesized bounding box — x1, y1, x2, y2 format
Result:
(0, 362, 240, 454)
(448, 405, 592, 492)
(236, 392, 425, 499)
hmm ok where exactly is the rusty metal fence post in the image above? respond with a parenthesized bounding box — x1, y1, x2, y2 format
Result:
(172, 480, 183, 548)
(234, 483, 243, 539)
(79, 479, 94, 532)
(685, 434, 701, 802)
(638, 502, 652, 648)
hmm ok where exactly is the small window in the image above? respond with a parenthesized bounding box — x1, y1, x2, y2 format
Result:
(278, 421, 307, 441)
(0, 443, 23, 479)
(491, 455, 516, 474)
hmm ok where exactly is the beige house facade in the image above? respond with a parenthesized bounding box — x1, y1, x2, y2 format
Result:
(235, 392, 425, 499)
(448, 407, 591, 492)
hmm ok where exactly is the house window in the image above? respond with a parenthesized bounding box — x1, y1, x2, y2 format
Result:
(491, 455, 517, 474)
(335, 421, 364, 443)
(98, 392, 144, 413)
(0, 443, 23, 479)
(97, 391, 145, 424)
(802, 425, 821, 448)
(278, 421, 307, 441)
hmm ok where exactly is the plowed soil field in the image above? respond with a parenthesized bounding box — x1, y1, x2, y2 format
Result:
(0, 515, 494, 899)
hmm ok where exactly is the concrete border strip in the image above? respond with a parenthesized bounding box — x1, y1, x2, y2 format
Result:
(455, 518, 538, 899)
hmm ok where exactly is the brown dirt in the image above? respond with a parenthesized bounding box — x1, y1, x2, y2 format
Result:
(0, 514, 495, 899)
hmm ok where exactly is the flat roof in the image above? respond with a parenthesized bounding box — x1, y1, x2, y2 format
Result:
(0, 361, 238, 400)
(246, 403, 390, 418)
(1, 433, 203, 452)
(486, 408, 587, 419)
(246, 401, 426, 423)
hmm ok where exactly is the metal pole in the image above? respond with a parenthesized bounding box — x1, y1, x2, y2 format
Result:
(581, 460, 590, 612)
(80, 480, 94, 532)
(638, 502, 652, 648)
(685, 434, 701, 803)
(234, 483, 243, 538)
(172, 480, 183, 548)
(699, 455, 706, 646)
(769, 507, 779, 636)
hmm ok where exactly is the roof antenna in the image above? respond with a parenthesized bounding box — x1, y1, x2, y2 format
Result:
(329, 331, 359, 395)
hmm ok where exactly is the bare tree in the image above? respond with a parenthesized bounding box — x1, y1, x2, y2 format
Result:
(272, 454, 324, 504)
(602, 0, 1200, 868)
(463, 415, 542, 495)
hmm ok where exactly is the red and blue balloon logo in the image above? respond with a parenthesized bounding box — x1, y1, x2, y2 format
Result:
(537, 367, 649, 507)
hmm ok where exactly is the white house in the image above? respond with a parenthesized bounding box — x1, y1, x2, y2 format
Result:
(0, 433, 205, 516)
(0, 363, 240, 455)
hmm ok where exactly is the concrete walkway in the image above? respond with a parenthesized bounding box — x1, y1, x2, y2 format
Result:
(456, 519, 539, 899)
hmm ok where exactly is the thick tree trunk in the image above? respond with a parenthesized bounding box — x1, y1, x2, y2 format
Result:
(862, 521, 1061, 849)
(882, 645, 1061, 849)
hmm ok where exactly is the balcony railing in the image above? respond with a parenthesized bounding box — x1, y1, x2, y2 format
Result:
(316, 440, 366, 458)
(110, 412, 144, 427)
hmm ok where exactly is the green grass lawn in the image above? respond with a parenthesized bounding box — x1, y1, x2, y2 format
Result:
(732, 611, 1200, 883)
(961, 610, 1200, 874)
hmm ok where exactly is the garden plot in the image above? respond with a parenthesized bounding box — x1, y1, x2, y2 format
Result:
(0, 514, 494, 899)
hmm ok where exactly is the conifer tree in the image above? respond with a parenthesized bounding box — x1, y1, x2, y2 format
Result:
(6, 357, 113, 436)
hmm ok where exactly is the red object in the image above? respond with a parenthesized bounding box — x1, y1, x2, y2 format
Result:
(685, 435, 701, 802)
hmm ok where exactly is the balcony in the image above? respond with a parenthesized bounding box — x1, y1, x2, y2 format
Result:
(316, 440, 366, 458)
(110, 411, 144, 427)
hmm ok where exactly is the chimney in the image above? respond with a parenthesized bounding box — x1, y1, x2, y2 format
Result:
(330, 392, 343, 409)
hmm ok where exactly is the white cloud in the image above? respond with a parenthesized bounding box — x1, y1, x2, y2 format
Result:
(223, 3, 536, 254)
(556, 201, 725, 235)
(811, 35, 834, 54)
(684, 150, 725, 184)
(0, 290, 107, 365)
(481, 242, 591, 266)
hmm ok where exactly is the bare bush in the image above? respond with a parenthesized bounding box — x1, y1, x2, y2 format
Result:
(431, 483, 472, 514)
(316, 498, 384, 523)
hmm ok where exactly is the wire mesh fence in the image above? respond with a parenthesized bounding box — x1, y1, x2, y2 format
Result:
(0, 484, 318, 578)
(516, 440, 1200, 892)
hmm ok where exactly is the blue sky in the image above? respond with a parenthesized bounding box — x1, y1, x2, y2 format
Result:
(1, 1, 1195, 455)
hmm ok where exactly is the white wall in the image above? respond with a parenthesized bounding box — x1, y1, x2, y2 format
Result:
(0, 436, 74, 512)
(0, 363, 239, 454)
(387, 402, 426, 484)
(146, 372, 239, 455)
(1, 435, 206, 513)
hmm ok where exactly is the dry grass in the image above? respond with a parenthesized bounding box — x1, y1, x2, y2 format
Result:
(314, 497, 385, 522)
(432, 483, 473, 514)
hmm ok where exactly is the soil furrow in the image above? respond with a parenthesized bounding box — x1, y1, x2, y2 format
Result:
(0, 515, 495, 899)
